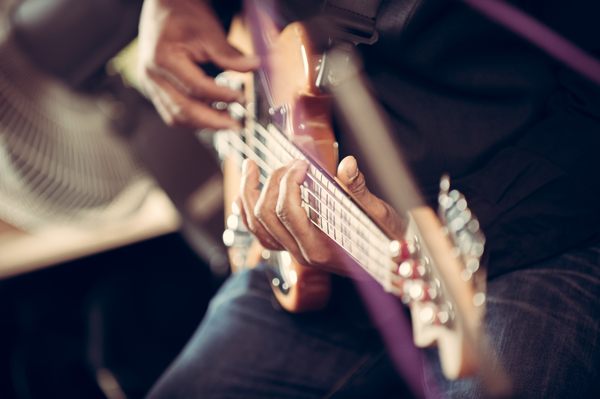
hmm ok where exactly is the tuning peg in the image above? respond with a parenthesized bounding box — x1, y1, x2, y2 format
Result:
(389, 239, 418, 261)
(396, 259, 428, 278)
(473, 292, 486, 307)
(437, 310, 451, 325)
(410, 280, 440, 302)
(419, 304, 453, 326)
(213, 73, 246, 121)
(215, 72, 243, 91)
(419, 305, 438, 325)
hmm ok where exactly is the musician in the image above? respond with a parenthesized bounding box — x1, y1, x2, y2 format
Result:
(138, 0, 600, 397)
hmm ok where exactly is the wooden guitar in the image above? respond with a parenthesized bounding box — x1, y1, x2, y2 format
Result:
(215, 13, 487, 380)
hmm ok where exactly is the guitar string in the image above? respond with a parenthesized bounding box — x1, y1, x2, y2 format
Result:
(224, 129, 398, 289)
(221, 130, 400, 280)
(250, 122, 394, 242)
(234, 126, 396, 262)
(251, 121, 396, 246)
(224, 135, 399, 283)
(230, 104, 397, 247)
(233, 126, 387, 250)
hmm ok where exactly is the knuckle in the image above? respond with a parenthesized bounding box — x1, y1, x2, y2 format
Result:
(253, 204, 267, 224)
(353, 178, 368, 198)
(245, 217, 260, 236)
(275, 202, 288, 223)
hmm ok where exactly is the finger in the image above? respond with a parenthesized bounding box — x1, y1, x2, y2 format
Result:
(278, 162, 364, 277)
(278, 161, 377, 279)
(240, 159, 281, 250)
(337, 156, 405, 237)
(145, 72, 241, 130)
(206, 39, 261, 73)
(276, 161, 336, 266)
(254, 164, 307, 264)
(144, 82, 177, 128)
(156, 53, 245, 103)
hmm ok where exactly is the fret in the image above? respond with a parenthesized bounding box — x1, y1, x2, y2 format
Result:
(300, 196, 395, 283)
(327, 193, 335, 215)
(305, 201, 370, 271)
(341, 207, 350, 224)
(302, 188, 389, 260)
(368, 228, 380, 248)
(342, 196, 350, 209)
(227, 131, 274, 178)
(359, 212, 370, 230)
(249, 131, 282, 168)
(334, 186, 343, 201)
(342, 222, 351, 244)
(350, 203, 360, 218)
(368, 245, 380, 263)
(220, 136, 272, 185)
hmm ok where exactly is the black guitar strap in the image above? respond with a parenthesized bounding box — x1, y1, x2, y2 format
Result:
(321, 0, 384, 44)
(313, 0, 385, 94)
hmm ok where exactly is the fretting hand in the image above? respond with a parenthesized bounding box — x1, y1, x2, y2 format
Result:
(238, 155, 406, 278)
(138, 0, 259, 130)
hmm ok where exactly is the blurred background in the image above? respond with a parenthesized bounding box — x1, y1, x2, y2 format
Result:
(0, 0, 230, 397)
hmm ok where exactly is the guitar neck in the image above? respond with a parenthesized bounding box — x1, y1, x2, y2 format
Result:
(215, 122, 400, 292)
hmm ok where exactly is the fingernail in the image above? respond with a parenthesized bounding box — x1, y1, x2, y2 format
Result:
(347, 158, 359, 182)
(291, 161, 308, 184)
(242, 158, 249, 175)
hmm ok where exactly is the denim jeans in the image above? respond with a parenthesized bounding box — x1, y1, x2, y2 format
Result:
(146, 245, 600, 399)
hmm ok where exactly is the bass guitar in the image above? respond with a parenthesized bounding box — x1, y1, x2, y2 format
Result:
(214, 12, 486, 380)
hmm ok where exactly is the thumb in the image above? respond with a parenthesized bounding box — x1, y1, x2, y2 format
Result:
(337, 156, 376, 206)
(337, 156, 406, 237)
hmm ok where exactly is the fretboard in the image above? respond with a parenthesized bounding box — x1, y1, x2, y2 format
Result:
(214, 123, 400, 293)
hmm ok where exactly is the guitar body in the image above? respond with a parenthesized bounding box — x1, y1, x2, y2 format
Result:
(225, 15, 334, 312)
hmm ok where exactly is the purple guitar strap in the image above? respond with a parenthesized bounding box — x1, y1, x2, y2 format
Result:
(459, 0, 600, 87)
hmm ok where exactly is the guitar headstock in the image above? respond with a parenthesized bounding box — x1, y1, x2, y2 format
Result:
(390, 176, 486, 379)
(437, 175, 486, 299)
